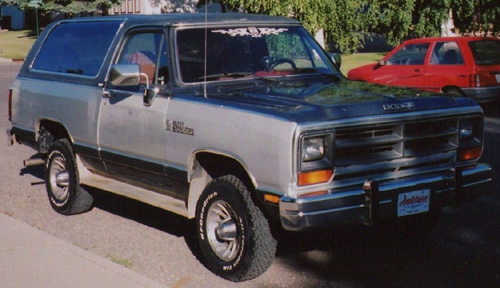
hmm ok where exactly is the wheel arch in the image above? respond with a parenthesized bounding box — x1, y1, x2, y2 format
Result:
(186, 150, 257, 218)
(36, 118, 72, 154)
(441, 85, 465, 96)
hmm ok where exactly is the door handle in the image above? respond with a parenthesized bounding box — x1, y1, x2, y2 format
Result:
(414, 69, 421, 72)
(103, 90, 112, 98)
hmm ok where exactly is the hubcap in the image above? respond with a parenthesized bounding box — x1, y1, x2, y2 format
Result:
(49, 155, 70, 201)
(206, 200, 240, 261)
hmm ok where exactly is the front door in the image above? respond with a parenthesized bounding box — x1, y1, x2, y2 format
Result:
(380, 42, 430, 88)
(98, 29, 180, 198)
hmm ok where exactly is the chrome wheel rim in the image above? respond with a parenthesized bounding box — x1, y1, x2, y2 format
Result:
(49, 154, 70, 202)
(206, 199, 240, 261)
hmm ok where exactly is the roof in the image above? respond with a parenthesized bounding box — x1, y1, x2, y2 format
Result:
(56, 13, 301, 27)
(401, 36, 500, 44)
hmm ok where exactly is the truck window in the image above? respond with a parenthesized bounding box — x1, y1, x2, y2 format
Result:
(117, 31, 167, 85)
(176, 26, 335, 83)
(32, 21, 122, 76)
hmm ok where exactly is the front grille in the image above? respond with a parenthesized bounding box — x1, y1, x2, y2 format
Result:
(333, 117, 458, 187)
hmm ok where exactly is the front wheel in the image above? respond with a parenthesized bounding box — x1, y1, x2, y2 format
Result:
(196, 175, 276, 282)
(45, 139, 93, 215)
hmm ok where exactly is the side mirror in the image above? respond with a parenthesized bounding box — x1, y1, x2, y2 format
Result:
(378, 59, 387, 66)
(110, 64, 159, 106)
(109, 64, 141, 87)
(329, 53, 342, 68)
(143, 87, 159, 107)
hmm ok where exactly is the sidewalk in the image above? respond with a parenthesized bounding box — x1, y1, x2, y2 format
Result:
(0, 213, 166, 288)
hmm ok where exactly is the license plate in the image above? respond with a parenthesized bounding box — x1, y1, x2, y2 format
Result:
(397, 190, 430, 217)
(496, 74, 500, 83)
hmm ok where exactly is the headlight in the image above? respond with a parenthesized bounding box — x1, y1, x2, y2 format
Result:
(302, 137, 325, 162)
(459, 121, 473, 139)
(457, 117, 483, 162)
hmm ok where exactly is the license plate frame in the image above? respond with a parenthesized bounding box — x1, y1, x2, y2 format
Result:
(397, 189, 430, 217)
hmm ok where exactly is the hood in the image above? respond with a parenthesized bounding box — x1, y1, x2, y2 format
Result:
(200, 77, 478, 123)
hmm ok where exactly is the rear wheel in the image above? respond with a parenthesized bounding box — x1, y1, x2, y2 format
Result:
(45, 139, 93, 215)
(444, 88, 465, 97)
(196, 175, 276, 282)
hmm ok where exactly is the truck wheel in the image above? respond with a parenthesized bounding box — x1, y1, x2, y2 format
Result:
(196, 175, 276, 282)
(45, 139, 93, 215)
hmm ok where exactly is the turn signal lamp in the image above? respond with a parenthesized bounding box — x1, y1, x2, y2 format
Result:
(298, 169, 333, 186)
(263, 194, 280, 204)
(458, 146, 482, 162)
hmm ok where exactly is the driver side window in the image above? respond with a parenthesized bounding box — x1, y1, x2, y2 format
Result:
(387, 43, 429, 65)
(118, 31, 169, 86)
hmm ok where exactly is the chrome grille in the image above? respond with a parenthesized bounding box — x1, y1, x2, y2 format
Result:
(333, 117, 458, 187)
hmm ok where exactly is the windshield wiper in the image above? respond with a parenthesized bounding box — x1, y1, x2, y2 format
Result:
(200, 72, 253, 81)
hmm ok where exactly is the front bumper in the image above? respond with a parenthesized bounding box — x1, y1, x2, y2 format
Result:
(462, 86, 500, 103)
(279, 163, 492, 231)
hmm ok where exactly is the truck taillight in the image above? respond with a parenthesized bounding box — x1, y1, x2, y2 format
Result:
(8, 89, 12, 121)
(470, 74, 481, 87)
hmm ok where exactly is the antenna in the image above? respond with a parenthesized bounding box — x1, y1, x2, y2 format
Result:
(203, 2, 208, 98)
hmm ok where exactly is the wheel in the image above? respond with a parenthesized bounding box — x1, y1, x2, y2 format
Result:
(445, 88, 464, 97)
(270, 58, 297, 70)
(196, 175, 276, 282)
(45, 139, 93, 215)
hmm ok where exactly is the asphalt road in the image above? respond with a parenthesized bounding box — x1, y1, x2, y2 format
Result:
(1, 62, 499, 288)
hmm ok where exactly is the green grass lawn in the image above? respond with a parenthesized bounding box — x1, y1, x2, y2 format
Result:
(339, 52, 387, 75)
(0, 30, 36, 60)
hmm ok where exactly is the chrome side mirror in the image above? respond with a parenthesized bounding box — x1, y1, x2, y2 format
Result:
(109, 64, 159, 106)
(109, 64, 141, 87)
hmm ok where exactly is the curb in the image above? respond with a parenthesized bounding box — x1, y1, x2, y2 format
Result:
(0, 213, 167, 288)
(0, 57, 24, 63)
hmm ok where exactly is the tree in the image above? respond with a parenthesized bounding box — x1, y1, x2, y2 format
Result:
(451, 0, 500, 36)
(209, 0, 500, 53)
(205, 0, 362, 53)
(42, 0, 121, 15)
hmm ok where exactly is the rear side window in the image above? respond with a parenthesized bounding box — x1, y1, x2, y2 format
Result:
(429, 42, 464, 65)
(469, 40, 500, 65)
(32, 21, 121, 76)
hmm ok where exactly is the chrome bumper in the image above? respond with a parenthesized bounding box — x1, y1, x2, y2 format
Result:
(279, 164, 492, 231)
(462, 86, 500, 103)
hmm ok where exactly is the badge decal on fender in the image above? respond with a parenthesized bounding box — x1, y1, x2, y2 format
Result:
(383, 102, 415, 111)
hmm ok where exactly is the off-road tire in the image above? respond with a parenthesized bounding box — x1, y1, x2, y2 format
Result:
(196, 175, 276, 282)
(45, 139, 93, 215)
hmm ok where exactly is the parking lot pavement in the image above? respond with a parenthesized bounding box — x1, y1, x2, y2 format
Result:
(0, 213, 166, 288)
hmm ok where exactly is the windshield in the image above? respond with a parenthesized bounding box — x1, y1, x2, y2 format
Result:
(176, 26, 338, 83)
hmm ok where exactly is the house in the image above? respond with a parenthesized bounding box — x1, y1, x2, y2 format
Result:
(1, 5, 24, 30)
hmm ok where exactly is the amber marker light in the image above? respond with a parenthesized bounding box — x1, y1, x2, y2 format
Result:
(298, 169, 333, 186)
(458, 146, 482, 162)
(263, 194, 280, 204)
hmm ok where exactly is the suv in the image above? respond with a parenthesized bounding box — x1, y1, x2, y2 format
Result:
(348, 36, 500, 103)
(8, 15, 492, 281)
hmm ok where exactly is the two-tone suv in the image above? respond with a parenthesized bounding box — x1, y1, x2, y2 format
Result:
(8, 14, 492, 281)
